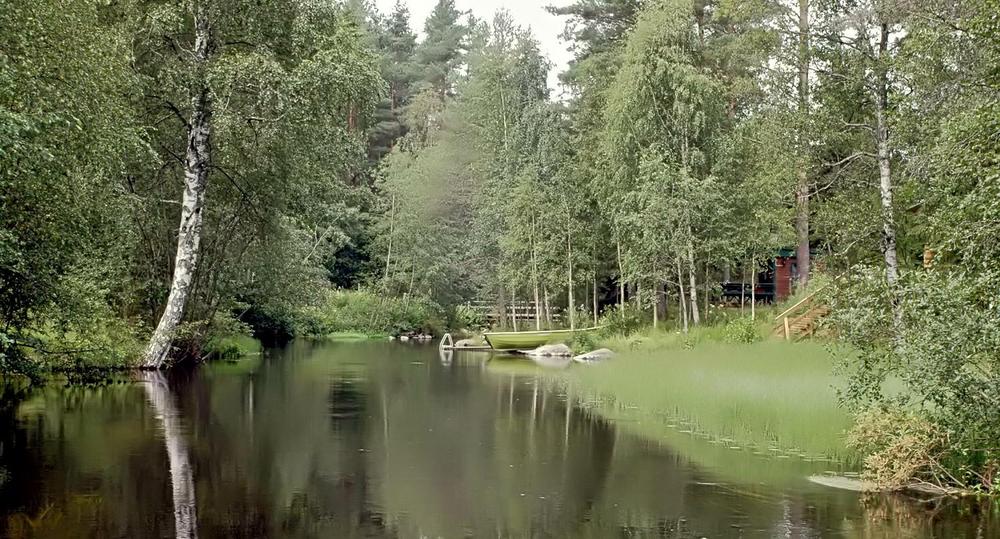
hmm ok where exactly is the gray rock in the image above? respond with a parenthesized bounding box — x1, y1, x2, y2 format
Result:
(454, 338, 482, 348)
(526, 343, 573, 357)
(573, 348, 615, 363)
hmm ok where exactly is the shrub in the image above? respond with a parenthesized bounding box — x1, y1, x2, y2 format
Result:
(452, 303, 484, 330)
(833, 266, 1000, 491)
(598, 304, 645, 337)
(723, 316, 760, 344)
(566, 331, 598, 355)
(847, 408, 949, 491)
(319, 288, 444, 336)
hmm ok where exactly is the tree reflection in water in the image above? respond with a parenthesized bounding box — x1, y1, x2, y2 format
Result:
(142, 371, 197, 539)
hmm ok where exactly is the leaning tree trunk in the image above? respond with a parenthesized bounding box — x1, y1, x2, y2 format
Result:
(875, 22, 899, 287)
(795, 0, 811, 290)
(143, 7, 212, 369)
(142, 371, 197, 538)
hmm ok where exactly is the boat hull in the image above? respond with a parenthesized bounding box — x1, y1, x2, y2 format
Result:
(483, 328, 596, 350)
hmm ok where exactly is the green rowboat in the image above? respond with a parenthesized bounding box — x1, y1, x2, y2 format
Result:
(483, 327, 600, 351)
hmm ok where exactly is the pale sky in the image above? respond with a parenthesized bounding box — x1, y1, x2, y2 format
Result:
(373, 0, 574, 96)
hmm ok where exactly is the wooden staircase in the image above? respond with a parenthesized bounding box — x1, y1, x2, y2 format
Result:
(773, 289, 830, 340)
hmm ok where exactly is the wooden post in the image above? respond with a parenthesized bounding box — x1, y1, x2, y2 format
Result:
(784, 317, 791, 341)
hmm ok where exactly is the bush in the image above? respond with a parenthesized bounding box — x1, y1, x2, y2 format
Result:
(566, 331, 598, 355)
(452, 303, 485, 331)
(316, 288, 444, 336)
(598, 304, 645, 337)
(847, 408, 949, 491)
(832, 266, 1000, 491)
(723, 316, 760, 344)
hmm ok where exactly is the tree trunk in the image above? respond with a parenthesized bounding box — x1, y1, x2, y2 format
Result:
(143, 7, 212, 369)
(652, 271, 658, 329)
(687, 240, 700, 325)
(510, 290, 518, 332)
(142, 372, 197, 538)
(676, 258, 688, 333)
(592, 272, 599, 326)
(531, 223, 541, 330)
(703, 262, 709, 322)
(544, 287, 552, 327)
(750, 257, 757, 321)
(384, 193, 396, 287)
(795, 0, 811, 290)
(617, 237, 625, 312)
(876, 22, 899, 287)
(740, 266, 746, 314)
(567, 232, 575, 330)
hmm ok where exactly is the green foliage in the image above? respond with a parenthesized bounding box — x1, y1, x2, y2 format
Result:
(566, 331, 598, 355)
(597, 304, 645, 337)
(833, 267, 1000, 489)
(452, 303, 485, 331)
(312, 289, 444, 336)
(723, 316, 760, 345)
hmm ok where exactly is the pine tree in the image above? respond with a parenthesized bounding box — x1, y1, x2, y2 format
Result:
(415, 0, 468, 98)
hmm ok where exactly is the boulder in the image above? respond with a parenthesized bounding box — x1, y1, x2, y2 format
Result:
(526, 343, 573, 357)
(454, 338, 482, 348)
(573, 348, 615, 363)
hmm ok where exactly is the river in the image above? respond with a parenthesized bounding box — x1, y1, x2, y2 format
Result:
(0, 341, 994, 537)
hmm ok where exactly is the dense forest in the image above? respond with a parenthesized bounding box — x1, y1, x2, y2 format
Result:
(2, 0, 999, 491)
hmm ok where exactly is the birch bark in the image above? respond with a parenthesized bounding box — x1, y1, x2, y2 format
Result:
(875, 22, 899, 286)
(143, 4, 212, 369)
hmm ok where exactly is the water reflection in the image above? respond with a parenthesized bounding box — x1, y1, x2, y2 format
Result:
(0, 342, 997, 538)
(142, 371, 198, 538)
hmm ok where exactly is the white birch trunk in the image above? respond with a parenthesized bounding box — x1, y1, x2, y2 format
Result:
(652, 282, 658, 329)
(875, 22, 899, 287)
(616, 237, 625, 312)
(143, 7, 212, 369)
(567, 232, 575, 330)
(592, 271, 598, 326)
(750, 257, 757, 321)
(676, 258, 688, 333)
(531, 223, 541, 330)
(510, 290, 518, 332)
(687, 239, 700, 325)
(795, 0, 811, 290)
(142, 371, 197, 538)
(384, 193, 396, 287)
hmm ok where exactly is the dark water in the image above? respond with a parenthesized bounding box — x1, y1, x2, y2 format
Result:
(0, 341, 996, 538)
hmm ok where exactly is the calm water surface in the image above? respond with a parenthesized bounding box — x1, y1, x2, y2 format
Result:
(0, 341, 995, 538)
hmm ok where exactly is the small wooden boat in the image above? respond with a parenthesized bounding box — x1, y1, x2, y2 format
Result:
(483, 327, 600, 351)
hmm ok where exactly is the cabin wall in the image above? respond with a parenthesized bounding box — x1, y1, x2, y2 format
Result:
(775, 256, 793, 301)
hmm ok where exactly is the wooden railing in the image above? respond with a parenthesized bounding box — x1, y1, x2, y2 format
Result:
(773, 286, 828, 341)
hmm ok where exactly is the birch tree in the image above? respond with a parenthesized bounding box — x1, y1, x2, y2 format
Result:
(143, 2, 214, 368)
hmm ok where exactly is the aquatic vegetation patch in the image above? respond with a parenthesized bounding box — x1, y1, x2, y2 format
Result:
(556, 340, 855, 462)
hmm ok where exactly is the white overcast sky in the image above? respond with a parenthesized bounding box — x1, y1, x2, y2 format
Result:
(373, 0, 575, 96)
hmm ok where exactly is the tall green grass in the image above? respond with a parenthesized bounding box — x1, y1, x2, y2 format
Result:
(557, 336, 855, 462)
